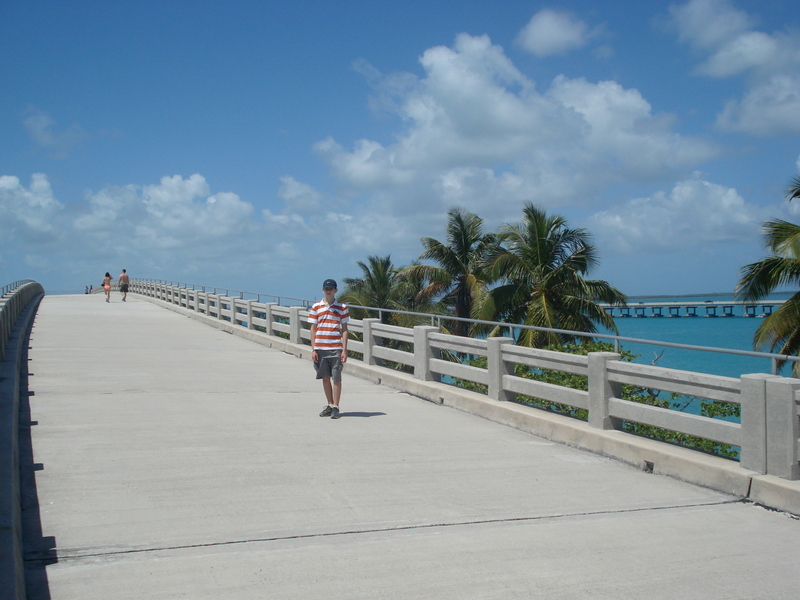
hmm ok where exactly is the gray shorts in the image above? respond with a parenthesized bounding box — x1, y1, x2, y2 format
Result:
(314, 349, 343, 382)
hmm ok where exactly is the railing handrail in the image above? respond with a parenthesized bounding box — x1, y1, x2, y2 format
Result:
(134, 278, 312, 307)
(0, 280, 44, 361)
(343, 303, 800, 374)
(132, 280, 800, 374)
(1, 279, 36, 297)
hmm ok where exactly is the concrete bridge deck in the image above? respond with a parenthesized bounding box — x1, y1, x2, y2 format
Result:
(18, 294, 800, 599)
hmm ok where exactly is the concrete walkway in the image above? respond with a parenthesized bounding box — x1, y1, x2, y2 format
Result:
(21, 294, 800, 599)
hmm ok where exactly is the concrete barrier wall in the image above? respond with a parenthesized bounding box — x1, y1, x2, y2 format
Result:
(132, 281, 800, 514)
(0, 281, 45, 600)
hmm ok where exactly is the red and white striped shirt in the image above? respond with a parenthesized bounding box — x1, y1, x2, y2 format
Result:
(308, 300, 350, 350)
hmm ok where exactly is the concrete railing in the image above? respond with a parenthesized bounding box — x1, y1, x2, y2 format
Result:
(1, 280, 45, 600)
(132, 280, 800, 485)
(1, 280, 44, 361)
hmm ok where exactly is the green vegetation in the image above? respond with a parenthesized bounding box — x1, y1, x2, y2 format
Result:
(453, 340, 740, 459)
(341, 204, 625, 343)
(336, 203, 742, 460)
(400, 208, 496, 337)
(475, 203, 627, 347)
(736, 176, 800, 375)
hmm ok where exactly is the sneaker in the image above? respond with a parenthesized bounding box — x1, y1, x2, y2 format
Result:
(330, 407, 341, 419)
(319, 405, 333, 417)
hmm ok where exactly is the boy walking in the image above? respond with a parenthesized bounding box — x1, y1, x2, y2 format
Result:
(308, 279, 349, 419)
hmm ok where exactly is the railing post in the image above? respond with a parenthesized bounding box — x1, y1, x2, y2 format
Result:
(362, 318, 381, 366)
(195, 290, 205, 314)
(414, 326, 439, 382)
(289, 306, 302, 344)
(218, 296, 229, 322)
(487, 337, 515, 401)
(0, 298, 8, 361)
(588, 352, 623, 430)
(208, 293, 219, 317)
(765, 377, 800, 480)
(263, 303, 277, 336)
(739, 373, 773, 474)
(245, 300, 255, 330)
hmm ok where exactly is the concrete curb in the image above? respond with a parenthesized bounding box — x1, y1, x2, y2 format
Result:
(140, 295, 800, 515)
(0, 293, 42, 600)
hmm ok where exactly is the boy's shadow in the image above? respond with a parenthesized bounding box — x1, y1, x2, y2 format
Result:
(340, 411, 386, 418)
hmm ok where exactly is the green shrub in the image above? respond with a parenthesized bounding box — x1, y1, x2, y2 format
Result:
(453, 340, 740, 459)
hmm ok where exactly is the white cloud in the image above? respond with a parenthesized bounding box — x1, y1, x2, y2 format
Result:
(669, 0, 753, 51)
(0, 173, 63, 236)
(516, 9, 590, 57)
(0, 172, 270, 285)
(547, 76, 714, 176)
(318, 33, 715, 222)
(314, 136, 416, 190)
(669, 0, 800, 136)
(22, 107, 88, 158)
(591, 174, 759, 254)
(670, 0, 800, 79)
(142, 174, 211, 219)
(715, 75, 800, 136)
(696, 31, 780, 78)
(278, 176, 322, 214)
(73, 184, 141, 232)
(73, 174, 255, 244)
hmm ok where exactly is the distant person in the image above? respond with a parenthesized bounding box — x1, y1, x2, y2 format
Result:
(102, 272, 112, 303)
(85, 286, 89, 294)
(308, 279, 349, 419)
(118, 269, 130, 302)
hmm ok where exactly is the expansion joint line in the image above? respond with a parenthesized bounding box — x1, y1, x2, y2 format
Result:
(29, 499, 744, 563)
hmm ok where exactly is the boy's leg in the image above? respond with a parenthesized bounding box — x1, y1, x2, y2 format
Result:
(321, 377, 334, 404)
(332, 381, 342, 407)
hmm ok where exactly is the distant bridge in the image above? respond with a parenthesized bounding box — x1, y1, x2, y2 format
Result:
(602, 300, 784, 318)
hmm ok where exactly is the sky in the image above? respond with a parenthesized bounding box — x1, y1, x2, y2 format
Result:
(2, 0, 800, 299)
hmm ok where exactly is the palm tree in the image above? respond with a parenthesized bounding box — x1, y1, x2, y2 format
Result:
(401, 208, 495, 336)
(339, 255, 400, 324)
(789, 175, 800, 202)
(736, 176, 800, 374)
(476, 203, 627, 347)
(391, 261, 448, 328)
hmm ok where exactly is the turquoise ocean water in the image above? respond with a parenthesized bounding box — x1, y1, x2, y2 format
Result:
(604, 293, 794, 379)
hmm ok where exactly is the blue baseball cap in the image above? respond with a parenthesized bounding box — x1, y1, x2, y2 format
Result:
(322, 279, 337, 289)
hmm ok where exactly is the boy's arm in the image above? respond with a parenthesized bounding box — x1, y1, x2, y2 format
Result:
(310, 323, 317, 359)
(340, 323, 348, 363)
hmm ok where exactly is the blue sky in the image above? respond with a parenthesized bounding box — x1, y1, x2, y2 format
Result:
(2, 0, 800, 299)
